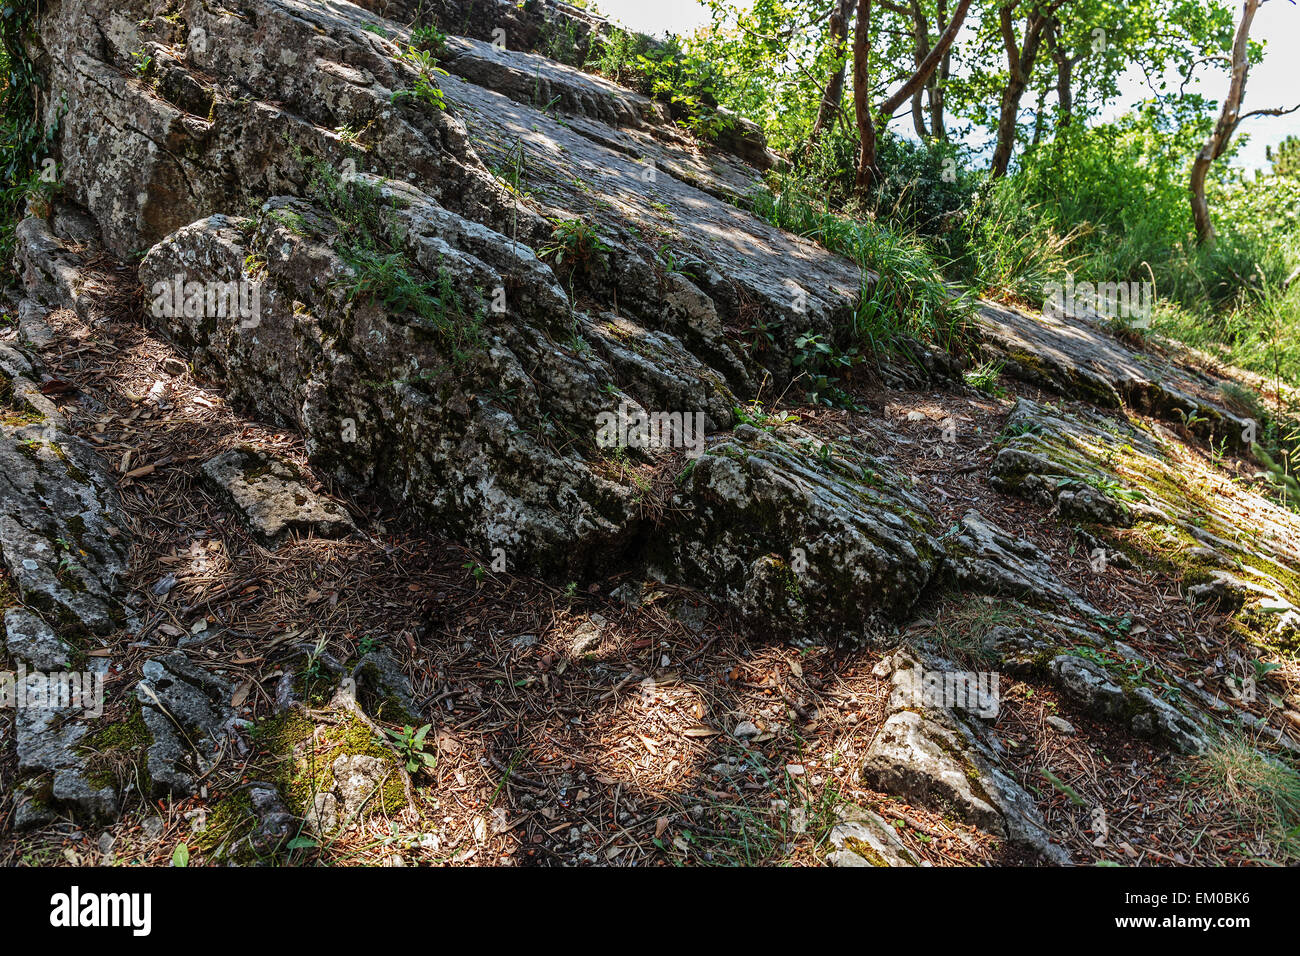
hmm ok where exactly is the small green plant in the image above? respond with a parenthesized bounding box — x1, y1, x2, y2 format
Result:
(540, 218, 611, 271)
(655, 243, 696, 278)
(385, 724, 438, 775)
(131, 48, 153, 77)
(963, 360, 1006, 396)
(1253, 442, 1300, 509)
(339, 249, 485, 364)
(791, 333, 859, 408)
(302, 635, 332, 685)
(392, 46, 450, 112)
(542, 18, 586, 68)
(411, 24, 447, 58)
(733, 400, 798, 431)
(592, 28, 644, 84)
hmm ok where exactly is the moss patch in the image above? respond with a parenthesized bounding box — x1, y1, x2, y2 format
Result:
(251, 709, 406, 821)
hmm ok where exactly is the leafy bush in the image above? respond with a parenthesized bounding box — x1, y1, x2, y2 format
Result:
(1, 1, 59, 270)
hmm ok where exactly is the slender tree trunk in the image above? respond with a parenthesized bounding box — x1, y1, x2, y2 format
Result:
(807, 0, 856, 159)
(853, 0, 877, 193)
(878, 0, 973, 116)
(1050, 18, 1074, 129)
(910, 1, 931, 139)
(857, 0, 972, 193)
(1191, 0, 1260, 246)
(929, 0, 950, 139)
(1031, 85, 1048, 145)
(911, 89, 929, 139)
(990, 7, 1051, 178)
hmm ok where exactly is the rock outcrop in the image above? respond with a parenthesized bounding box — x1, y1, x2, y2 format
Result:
(3, 0, 1298, 866)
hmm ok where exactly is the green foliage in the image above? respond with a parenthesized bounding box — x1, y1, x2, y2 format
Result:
(1253, 442, 1300, 510)
(791, 332, 858, 408)
(540, 217, 610, 270)
(1, 0, 60, 270)
(411, 23, 447, 58)
(539, 17, 586, 69)
(963, 360, 1006, 396)
(806, 128, 975, 238)
(951, 176, 1074, 305)
(685, 0, 852, 154)
(342, 248, 485, 363)
(751, 171, 972, 354)
(591, 27, 652, 84)
(384, 724, 437, 775)
(302, 156, 485, 365)
(1267, 135, 1300, 180)
(391, 46, 449, 112)
(593, 30, 732, 141)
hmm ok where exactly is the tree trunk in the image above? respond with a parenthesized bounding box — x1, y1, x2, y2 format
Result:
(910, 1, 931, 139)
(929, 0, 950, 139)
(1031, 85, 1048, 145)
(1191, 0, 1260, 246)
(1050, 18, 1073, 129)
(853, 0, 877, 193)
(990, 7, 1051, 178)
(857, 0, 972, 193)
(807, 0, 856, 159)
(878, 0, 973, 117)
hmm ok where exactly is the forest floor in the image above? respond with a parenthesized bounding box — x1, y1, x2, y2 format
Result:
(2, 273, 1292, 867)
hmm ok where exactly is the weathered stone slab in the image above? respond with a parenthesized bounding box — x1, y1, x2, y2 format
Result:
(201, 447, 354, 545)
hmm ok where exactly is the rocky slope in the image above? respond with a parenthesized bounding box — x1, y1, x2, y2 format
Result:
(2, 0, 1298, 866)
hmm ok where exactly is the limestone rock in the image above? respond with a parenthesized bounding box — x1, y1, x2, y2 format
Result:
(3, 608, 74, 670)
(862, 651, 1069, 864)
(660, 425, 940, 633)
(977, 301, 1255, 446)
(352, 649, 420, 724)
(945, 509, 1097, 616)
(201, 447, 354, 545)
(827, 809, 922, 867)
(136, 653, 235, 797)
(0, 342, 127, 635)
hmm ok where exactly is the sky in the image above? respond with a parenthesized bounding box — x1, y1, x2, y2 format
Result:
(594, 0, 1299, 172)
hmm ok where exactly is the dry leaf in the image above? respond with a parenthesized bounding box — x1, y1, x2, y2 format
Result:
(682, 726, 719, 738)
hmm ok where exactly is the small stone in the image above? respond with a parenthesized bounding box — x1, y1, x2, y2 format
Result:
(1046, 715, 1076, 734)
(151, 573, 178, 597)
(732, 720, 760, 739)
(570, 621, 603, 656)
(510, 634, 538, 653)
